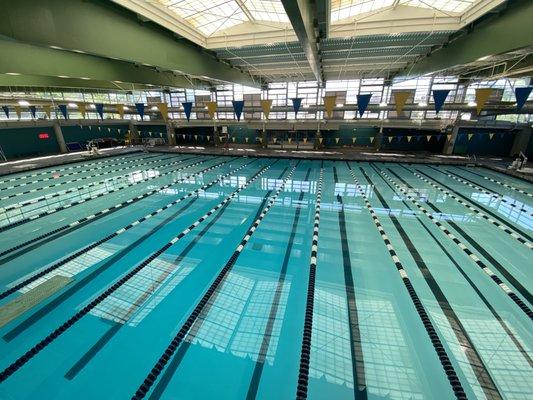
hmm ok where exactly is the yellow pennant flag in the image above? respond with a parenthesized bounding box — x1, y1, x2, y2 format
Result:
(77, 103, 86, 118)
(259, 137, 263, 143)
(489, 133, 494, 140)
(407, 136, 412, 142)
(194, 134, 198, 141)
(468, 133, 474, 141)
(475, 88, 492, 114)
(157, 103, 168, 122)
(426, 135, 431, 142)
(335, 137, 339, 144)
(446, 134, 452, 141)
(303, 137, 307, 144)
(260, 100, 273, 119)
(43, 105, 51, 119)
(14, 106, 22, 119)
(319, 137, 323, 144)
(323, 95, 336, 118)
(352, 137, 356, 143)
(393, 91, 410, 114)
(370, 137, 375, 143)
(206, 102, 217, 119)
(273, 137, 277, 143)
(116, 104, 125, 119)
(245, 137, 249, 143)
(388, 136, 393, 143)
(232, 137, 236, 143)
(288, 137, 292, 143)
(182, 134, 186, 139)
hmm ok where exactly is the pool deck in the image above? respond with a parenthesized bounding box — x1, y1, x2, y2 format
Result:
(1, 144, 531, 183)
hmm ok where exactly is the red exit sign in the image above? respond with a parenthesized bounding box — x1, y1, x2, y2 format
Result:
(38, 132, 50, 139)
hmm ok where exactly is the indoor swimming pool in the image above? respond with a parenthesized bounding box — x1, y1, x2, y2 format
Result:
(0, 151, 531, 400)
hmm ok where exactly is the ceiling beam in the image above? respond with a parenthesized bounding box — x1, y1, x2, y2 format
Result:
(402, 0, 533, 76)
(0, 0, 258, 87)
(315, 0, 330, 39)
(281, 0, 325, 85)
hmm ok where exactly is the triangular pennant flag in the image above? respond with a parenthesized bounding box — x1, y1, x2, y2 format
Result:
(323, 95, 336, 118)
(232, 100, 244, 121)
(394, 92, 410, 114)
(95, 103, 104, 120)
(468, 133, 474, 141)
(318, 137, 323, 144)
(29, 106, 37, 119)
(77, 103, 87, 118)
(58, 104, 68, 119)
(194, 134, 198, 141)
(489, 133, 494, 140)
(89, 126, 92, 130)
(388, 136, 393, 143)
(116, 104, 125, 119)
(107, 128, 111, 132)
(475, 88, 492, 114)
(245, 137, 249, 143)
(335, 137, 339, 144)
(432, 90, 450, 114)
(258, 137, 262, 143)
(288, 137, 292, 143)
(260, 99, 273, 119)
(182, 102, 193, 121)
(416, 135, 422, 142)
(446, 134, 452, 141)
(356, 94, 372, 117)
(182, 134, 186, 139)
(14, 106, 22, 119)
(426, 135, 431, 142)
(98, 126, 101, 131)
(273, 137, 277, 143)
(232, 137, 236, 142)
(303, 137, 307, 144)
(135, 103, 145, 120)
(157, 103, 168, 122)
(352, 137, 356, 143)
(42, 105, 51, 119)
(1, 106, 9, 119)
(291, 98, 302, 118)
(370, 137, 375, 143)
(407, 136, 412, 142)
(436, 134, 442, 141)
(515, 87, 532, 111)
(207, 136, 210, 141)
(206, 102, 217, 119)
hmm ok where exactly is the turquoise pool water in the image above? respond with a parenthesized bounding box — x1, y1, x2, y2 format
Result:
(0, 152, 531, 400)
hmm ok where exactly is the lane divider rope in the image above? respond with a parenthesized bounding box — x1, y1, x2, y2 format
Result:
(346, 163, 467, 400)
(0, 159, 254, 300)
(378, 167, 533, 320)
(131, 163, 298, 400)
(0, 159, 277, 383)
(460, 167, 533, 198)
(295, 167, 323, 400)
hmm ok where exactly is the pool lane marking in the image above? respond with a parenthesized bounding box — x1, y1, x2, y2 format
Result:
(64, 161, 282, 382)
(131, 163, 299, 400)
(0, 154, 177, 213)
(428, 167, 532, 217)
(456, 166, 533, 199)
(360, 166, 502, 400)
(146, 168, 288, 400)
(0, 158, 250, 301)
(0, 152, 141, 185)
(0, 159, 280, 383)
(333, 166, 368, 400)
(377, 167, 533, 319)
(0, 157, 222, 262)
(409, 168, 533, 249)
(0, 153, 180, 201)
(0, 156, 205, 233)
(345, 162, 468, 400)
(295, 166, 323, 400)
(245, 167, 312, 400)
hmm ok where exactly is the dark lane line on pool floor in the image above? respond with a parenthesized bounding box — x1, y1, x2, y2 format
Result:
(245, 167, 312, 400)
(370, 166, 533, 368)
(62, 160, 280, 381)
(295, 162, 323, 400)
(380, 167, 533, 317)
(345, 162, 467, 400)
(132, 162, 299, 400)
(455, 166, 532, 198)
(363, 165, 503, 400)
(0, 157, 222, 263)
(0, 160, 279, 383)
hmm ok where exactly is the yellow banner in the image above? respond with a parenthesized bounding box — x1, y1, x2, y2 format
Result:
(260, 100, 273, 119)
(157, 103, 168, 121)
(475, 88, 492, 114)
(303, 137, 307, 144)
(14, 106, 21, 119)
(273, 137, 277, 143)
(335, 137, 339, 144)
(426, 135, 431, 142)
(489, 133, 494, 140)
(206, 101, 217, 119)
(43, 105, 51, 119)
(370, 137, 375, 143)
(116, 104, 125, 119)
(194, 134, 198, 141)
(406, 136, 412, 142)
(232, 137, 236, 142)
(323, 95, 336, 118)
(245, 137, 249, 143)
(77, 103, 86, 118)
(318, 137, 323, 144)
(388, 136, 393, 143)
(393, 91, 410, 114)
(352, 137, 356, 143)
(468, 133, 474, 141)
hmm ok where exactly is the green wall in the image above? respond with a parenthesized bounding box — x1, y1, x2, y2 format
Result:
(62, 124, 129, 144)
(0, 126, 59, 159)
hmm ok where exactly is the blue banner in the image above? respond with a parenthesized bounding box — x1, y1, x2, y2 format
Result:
(95, 103, 104, 119)
(182, 102, 193, 121)
(515, 87, 532, 111)
(291, 98, 302, 117)
(58, 104, 68, 120)
(356, 94, 372, 117)
(29, 106, 37, 119)
(2, 106, 9, 119)
(432, 90, 450, 114)
(135, 103, 145, 120)
(232, 100, 244, 121)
